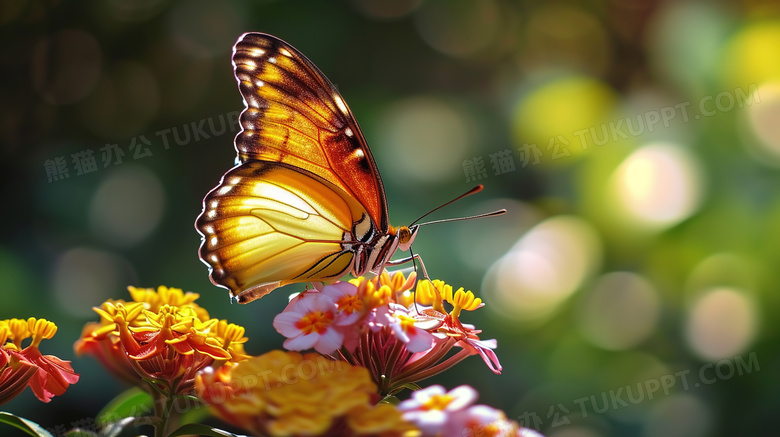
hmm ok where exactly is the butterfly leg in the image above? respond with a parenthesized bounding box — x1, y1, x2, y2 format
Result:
(385, 253, 430, 280)
(385, 252, 440, 314)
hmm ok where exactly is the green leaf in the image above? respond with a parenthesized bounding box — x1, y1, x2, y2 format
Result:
(166, 423, 248, 437)
(96, 387, 154, 426)
(176, 397, 210, 427)
(380, 395, 400, 405)
(386, 382, 421, 397)
(99, 417, 141, 437)
(0, 412, 54, 437)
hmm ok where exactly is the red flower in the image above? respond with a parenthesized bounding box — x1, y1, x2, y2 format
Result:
(0, 317, 79, 405)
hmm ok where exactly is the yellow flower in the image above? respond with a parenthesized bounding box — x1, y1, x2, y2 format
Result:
(347, 403, 419, 437)
(127, 285, 209, 321)
(196, 350, 419, 437)
(75, 285, 248, 396)
(414, 279, 484, 317)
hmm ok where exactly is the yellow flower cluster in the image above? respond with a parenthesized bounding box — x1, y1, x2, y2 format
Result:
(75, 286, 247, 394)
(413, 279, 483, 317)
(196, 350, 419, 437)
(353, 271, 484, 318)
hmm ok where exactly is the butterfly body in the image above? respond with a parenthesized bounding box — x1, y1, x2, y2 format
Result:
(196, 33, 417, 303)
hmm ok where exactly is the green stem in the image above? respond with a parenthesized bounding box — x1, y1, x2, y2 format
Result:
(150, 383, 177, 437)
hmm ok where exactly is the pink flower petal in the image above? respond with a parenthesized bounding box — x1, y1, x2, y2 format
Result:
(273, 312, 306, 337)
(283, 334, 319, 351)
(398, 385, 446, 410)
(313, 328, 344, 354)
(293, 292, 337, 314)
(518, 428, 546, 437)
(446, 385, 478, 411)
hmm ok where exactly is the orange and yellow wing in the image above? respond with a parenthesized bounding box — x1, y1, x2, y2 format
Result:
(232, 32, 389, 231)
(197, 161, 368, 302)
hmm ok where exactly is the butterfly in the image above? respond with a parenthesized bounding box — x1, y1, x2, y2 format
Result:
(196, 33, 502, 304)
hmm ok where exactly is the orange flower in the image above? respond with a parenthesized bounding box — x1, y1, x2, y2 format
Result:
(0, 318, 79, 405)
(74, 321, 139, 386)
(75, 286, 247, 396)
(196, 350, 419, 437)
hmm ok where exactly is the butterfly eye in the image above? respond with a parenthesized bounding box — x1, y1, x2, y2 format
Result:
(397, 225, 419, 252)
(398, 226, 417, 244)
(398, 226, 411, 243)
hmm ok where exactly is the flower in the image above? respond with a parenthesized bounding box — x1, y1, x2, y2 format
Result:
(273, 272, 501, 395)
(398, 385, 544, 437)
(0, 317, 79, 405)
(75, 286, 248, 396)
(413, 280, 501, 373)
(273, 291, 345, 354)
(195, 350, 419, 437)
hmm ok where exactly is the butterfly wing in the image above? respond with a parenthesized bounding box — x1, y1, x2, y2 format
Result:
(197, 160, 368, 302)
(232, 32, 389, 231)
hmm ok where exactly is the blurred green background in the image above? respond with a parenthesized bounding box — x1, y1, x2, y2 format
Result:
(2, 0, 779, 436)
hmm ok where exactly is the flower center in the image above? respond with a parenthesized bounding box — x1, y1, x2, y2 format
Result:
(295, 311, 334, 335)
(421, 394, 455, 411)
(337, 294, 363, 314)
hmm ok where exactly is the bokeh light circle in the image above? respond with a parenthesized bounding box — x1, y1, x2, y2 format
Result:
(52, 247, 136, 317)
(720, 20, 780, 88)
(520, 4, 612, 76)
(745, 82, 780, 165)
(685, 287, 758, 361)
(644, 394, 711, 437)
(89, 165, 166, 248)
(579, 272, 661, 351)
(413, 0, 500, 58)
(646, 2, 730, 95)
(452, 199, 543, 272)
(482, 215, 601, 324)
(685, 253, 756, 304)
(512, 77, 617, 157)
(609, 142, 704, 230)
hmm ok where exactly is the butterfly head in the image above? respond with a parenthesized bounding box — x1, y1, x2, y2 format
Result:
(396, 224, 419, 252)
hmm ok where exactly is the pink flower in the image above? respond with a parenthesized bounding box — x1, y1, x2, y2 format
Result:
(320, 281, 364, 325)
(273, 291, 344, 354)
(276, 273, 504, 396)
(398, 385, 477, 435)
(427, 311, 503, 375)
(453, 333, 502, 374)
(388, 306, 435, 353)
(399, 384, 546, 437)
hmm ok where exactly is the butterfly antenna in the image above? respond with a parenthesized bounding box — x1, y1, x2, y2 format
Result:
(411, 185, 486, 226)
(416, 209, 506, 227)
(410, 185, 506, 227)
